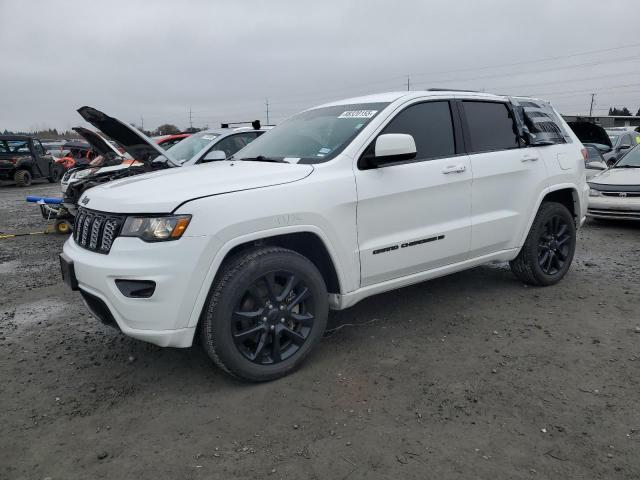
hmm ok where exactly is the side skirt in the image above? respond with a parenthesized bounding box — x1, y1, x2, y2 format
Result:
(328, 248, 520, 310)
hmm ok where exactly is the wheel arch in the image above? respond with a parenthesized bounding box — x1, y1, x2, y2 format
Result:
(187, 226, 344, 330)
(519, 184, 580, 247)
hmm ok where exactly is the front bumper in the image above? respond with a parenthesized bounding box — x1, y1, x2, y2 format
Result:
(63, 234, 214, 347)
(588, 196, 640, 220)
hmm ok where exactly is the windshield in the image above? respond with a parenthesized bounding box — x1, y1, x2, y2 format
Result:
(166, 131, 219, 164)
(607, 134, 620, 144)
(234, 102, 389, 163)
(613, 145, 640, 167)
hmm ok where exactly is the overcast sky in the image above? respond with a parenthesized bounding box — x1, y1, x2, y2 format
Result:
(1, 0, 639, 132)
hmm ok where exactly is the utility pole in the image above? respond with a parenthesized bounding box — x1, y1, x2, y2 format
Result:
(589, 93, 596, 118)
(140, 115, 144, 131)
(189, 108, 193, 129)
(407, 75, 410, 91)
(265, 98, 270, 125)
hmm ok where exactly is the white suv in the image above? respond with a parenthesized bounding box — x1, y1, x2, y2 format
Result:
(60, 90, 588, 381)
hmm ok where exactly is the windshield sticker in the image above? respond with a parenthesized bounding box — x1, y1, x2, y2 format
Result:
(318, 147, 331, 154)
(338, 110, 378, 119)
(201, 135, 216, 140)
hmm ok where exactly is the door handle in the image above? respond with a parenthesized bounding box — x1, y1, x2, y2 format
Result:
(441, 164, 466, 174)
(521, 153, 539, 162)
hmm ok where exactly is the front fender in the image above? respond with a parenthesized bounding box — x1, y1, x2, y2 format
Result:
(183, 224, 349, 329)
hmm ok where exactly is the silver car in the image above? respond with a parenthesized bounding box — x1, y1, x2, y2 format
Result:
(588, 145, 640, 220)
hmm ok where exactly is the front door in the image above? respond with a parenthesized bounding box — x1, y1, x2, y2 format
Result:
(355, 100, 472, 287)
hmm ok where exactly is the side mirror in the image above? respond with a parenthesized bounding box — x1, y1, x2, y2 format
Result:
(366, 134, 417, 168)
(586, 161, 607, 170)
(202, 150, 226, 162)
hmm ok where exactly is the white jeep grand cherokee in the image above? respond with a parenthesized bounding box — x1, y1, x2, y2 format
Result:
(60, 90, 588, 381)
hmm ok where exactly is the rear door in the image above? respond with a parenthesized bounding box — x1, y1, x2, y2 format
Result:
(355, 99, 472, 286)
(459, 99, 548, 257)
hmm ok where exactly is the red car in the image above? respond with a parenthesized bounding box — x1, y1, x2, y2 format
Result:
(153, 133, 191, 149)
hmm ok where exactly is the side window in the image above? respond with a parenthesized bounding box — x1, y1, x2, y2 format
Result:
(620, 134, 632, 147)
(462, 101, 519, 153)
(213, 133, 258, 158)
(379, 101, 456, 161)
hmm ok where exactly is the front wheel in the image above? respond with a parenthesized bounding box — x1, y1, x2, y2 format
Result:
(510, 202, 576, 286)
(48, 165, 63, 183)
(200, 247, 328, 381)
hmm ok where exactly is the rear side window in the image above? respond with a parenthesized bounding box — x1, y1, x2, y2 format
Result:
(462, 101, 519, 153)
(380, 101, 456, 160)
(511, 98, 568, 145)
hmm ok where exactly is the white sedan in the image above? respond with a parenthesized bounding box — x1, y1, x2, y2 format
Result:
(588, 145, 640, 220)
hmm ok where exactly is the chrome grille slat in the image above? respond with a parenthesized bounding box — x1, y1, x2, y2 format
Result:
(73, 207, 123, 254)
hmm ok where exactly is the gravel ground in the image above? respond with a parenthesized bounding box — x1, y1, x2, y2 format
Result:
(1, 183, 639, 480)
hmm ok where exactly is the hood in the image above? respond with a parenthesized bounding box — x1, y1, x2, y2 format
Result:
(72, 127, 123, 158)
(77, 106, 177, 165)
(589, 167, 640, 187)
(79, 160, 314, 213)
(567, 122, 612, 150)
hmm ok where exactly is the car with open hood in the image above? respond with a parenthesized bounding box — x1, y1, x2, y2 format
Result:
(62, 107, 267, 211)
(587, 144, 640, 220)
(60, 90, 587, 381)
(604, 129, 640, 166)
(566, 121, 612, 178)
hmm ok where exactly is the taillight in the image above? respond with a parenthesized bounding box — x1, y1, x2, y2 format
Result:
(581, 148, 588, 162)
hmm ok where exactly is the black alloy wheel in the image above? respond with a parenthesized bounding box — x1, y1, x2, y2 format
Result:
(537, 214, 572, 275)
(232, 271, 315, 365)
(200, 246, 328, 381)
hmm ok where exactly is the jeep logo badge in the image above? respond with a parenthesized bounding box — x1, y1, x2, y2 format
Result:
(81, 197, 90, 205)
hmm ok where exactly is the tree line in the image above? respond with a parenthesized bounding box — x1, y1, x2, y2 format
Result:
(607, 107, 640, 116)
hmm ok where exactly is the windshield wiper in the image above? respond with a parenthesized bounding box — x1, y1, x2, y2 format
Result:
(613, 165, 640, 168)
(239, 155, 287, 163)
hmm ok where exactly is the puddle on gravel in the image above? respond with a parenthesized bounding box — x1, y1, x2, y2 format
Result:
(0, 260, 21, 274)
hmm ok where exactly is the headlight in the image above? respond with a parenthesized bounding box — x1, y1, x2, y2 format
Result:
(73, 168, 97, 180)
(121, 215, 191, 242)
(589, 188, 602, 197)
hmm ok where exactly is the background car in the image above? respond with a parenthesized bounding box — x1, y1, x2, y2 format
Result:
(604, 129, 640, 166)
(588, 144, 640, 220)
(583, 145, 608, 179)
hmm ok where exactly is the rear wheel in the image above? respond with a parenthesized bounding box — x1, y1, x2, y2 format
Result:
(14, 169, 32, 187)
(510, 202, 576, 286)
(200, 247, 328, 381)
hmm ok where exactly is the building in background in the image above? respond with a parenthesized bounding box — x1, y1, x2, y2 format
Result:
(562, 115, 640, 129)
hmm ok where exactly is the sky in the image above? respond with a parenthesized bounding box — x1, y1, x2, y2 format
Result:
(1, 0, 639, 132)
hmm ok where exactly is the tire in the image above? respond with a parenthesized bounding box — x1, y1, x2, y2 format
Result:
(54, 219, 72, 235)
(14, 169, 32, 187)
(48, 166, 62, 183)
(510, 202, 576, 286)
(200, 246, 328, 381)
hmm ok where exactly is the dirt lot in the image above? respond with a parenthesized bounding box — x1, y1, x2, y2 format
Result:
(1, 182, 639, 480)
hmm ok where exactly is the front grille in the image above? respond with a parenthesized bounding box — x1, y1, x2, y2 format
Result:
(73, 207, 124, 254)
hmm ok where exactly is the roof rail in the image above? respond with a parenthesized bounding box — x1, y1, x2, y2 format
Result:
(220, 120, 261, 130)
(427, 88, 480, 93)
